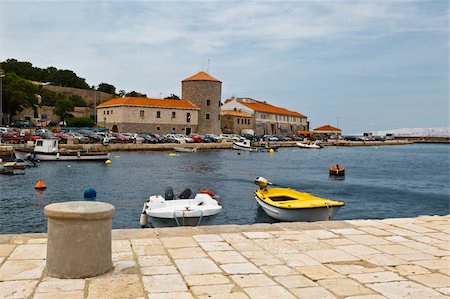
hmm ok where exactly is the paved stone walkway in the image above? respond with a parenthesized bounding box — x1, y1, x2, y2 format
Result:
(0, 215, 449, 299)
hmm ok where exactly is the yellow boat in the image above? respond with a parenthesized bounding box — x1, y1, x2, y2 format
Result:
(254, 177, 345, 222)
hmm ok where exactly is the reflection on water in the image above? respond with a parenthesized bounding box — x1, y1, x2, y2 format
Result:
(0, 144, 449, 234)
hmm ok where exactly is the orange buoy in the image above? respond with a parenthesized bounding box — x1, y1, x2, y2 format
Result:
(35, 179, 47, 190)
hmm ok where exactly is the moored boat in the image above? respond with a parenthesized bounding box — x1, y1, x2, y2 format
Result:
(15, 139, 110, 161)
(140, 188, 222, 227)
(233, 139, 259, 152)
(253, 177, 344, 222)
(296, 141, 323, 149)
(173, 146, 198, 153)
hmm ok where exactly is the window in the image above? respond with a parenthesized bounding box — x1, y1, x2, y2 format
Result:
(156, 126, 160, 131)
(156, 111, 161, 118)
(140, 110, 144, 118)
(186, 112, 191, 123)
(237, 119, 240, 124)
(172, 112, 176, 118)
(107, 111, 109, 115)
(111, 110, 113, 115)
(103, 111, 106, 115)
(206, 113, 210, 120)
(218, 115, 220, 120)
(207, 99, 211, 106)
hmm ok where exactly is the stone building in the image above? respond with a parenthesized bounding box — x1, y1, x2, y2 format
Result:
(181, 71, 222, 135)
(313, 125, 342, 139)
(221, 97, 308, 135)
(96, 97, 199, 133)
(220, 110, 253, 135)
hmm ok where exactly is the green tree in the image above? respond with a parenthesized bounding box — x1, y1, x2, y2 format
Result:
(53, 96, 75, 121)
(125, 91, 147, 97)
(164, 94, 180, 100)
(2, 72, 39, 116)
(69, 95, 87, 107)
(66, 116, 95, 127)
(97, 83, 116, 94)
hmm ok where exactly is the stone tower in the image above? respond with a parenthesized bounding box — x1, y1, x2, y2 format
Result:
(181, 71, 222, 135)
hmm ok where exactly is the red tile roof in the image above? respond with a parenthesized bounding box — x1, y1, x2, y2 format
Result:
(97, 97, 199, 109)
(182, 71, 221, 83)
(314, 125, 341, 131)
(221, 110, 252, 118)
(238, 100, 304, 117)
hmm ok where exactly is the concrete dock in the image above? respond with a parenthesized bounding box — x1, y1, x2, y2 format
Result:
(0, 215, 449, 298)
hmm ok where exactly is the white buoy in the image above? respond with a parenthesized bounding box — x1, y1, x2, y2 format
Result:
(140, 212, 148, 227)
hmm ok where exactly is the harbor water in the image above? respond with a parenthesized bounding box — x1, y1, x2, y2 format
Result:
(0, 143, 449, 234)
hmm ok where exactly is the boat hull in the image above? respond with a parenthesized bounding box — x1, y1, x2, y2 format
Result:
(15, 149, 110, 161)
(254, 195, 342, 222)
(148, 213, 219, 227)
(232, 142, 259, 152)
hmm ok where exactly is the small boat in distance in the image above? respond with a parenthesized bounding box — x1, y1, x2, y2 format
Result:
(253, 177, 344, 222)
(329, 164, 345, 176)
(233, 139, 259, 152)
(140, 188, 222, 227)
(15, 139, 110, 161)
(172, 146, 198, 153)
(296, 140, 323, 149)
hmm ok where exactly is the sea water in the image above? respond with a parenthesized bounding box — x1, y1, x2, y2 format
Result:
(0, 143, 448, 234)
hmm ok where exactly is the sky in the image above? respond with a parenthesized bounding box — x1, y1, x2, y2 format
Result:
(0, 1, 448, 134)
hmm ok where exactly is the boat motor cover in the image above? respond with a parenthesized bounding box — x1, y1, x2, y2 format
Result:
(179, 188, 192, 199)
(165, 187, 175, 200)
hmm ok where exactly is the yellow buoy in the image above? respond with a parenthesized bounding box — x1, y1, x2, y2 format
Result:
(115, 155, 120, 159)
(169, 153, 177, 157)
(269, 148, 275, 154)
(35, 179, 47, 190)
(105, 160, 112, 164)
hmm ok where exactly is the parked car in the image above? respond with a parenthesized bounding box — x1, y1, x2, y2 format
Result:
(79, 130, 102, 143)
(204, 134, 220, 143)
(112, 133, 130, 143)
(262, 135, 278, 141)
(139, 134, 158, 144)
(149, 133, 165, 143)
(189, 134, 202, 143)
(0, 132, 23, 143)
(66, 132, 90, 144)
(164, 134, 181, 143)
(10, 119, 31, 128)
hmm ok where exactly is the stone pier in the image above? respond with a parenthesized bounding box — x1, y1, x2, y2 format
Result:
(0, 215, 449, 298)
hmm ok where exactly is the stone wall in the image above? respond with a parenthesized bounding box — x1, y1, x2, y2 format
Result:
(106, 123, 198, 134)
(15, 106, 91, 123)
(182, 80, 222, 135)
(221, 115, 254, 135)
(43, 86, 113, 106)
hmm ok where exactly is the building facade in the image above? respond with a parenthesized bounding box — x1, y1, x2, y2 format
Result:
(181, 72, 222, 135)
(313, 125, 342, 139)
(221, 98, 308, 135)
(97, 97, 199, 134)
(221, 110, 254, 134)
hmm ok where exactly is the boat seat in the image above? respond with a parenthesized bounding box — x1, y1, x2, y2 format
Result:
(178, 188, 192, 199)
(165, 187, 175, 200)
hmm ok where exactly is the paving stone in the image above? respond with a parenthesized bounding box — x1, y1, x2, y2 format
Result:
(273, 274, 317, 288)
(193, 234, 224, 242)
(160, 237, 198, 248)
(290, 286, 336, 299)
(0, 259, 46, 280)
(437, 287, 450, 296)
(175, 258, 221, 275)
(330, 228, 365, 235)
(87, 274, 144, 298)
(208, 250, 248, 264)
(326, 263, 384, 275)
(372, 244, 420, 255)
(0, 244, 16, 257)
(191, 284, 235, 296)
(240, 250, 274, 259)
(242, 232, 273, 239)
(141, 265, 178, 275)
(112, 240, 131, 252)
(185, 273, 230, 286)
(277, 253, 321, 267)
(221, 263, 262, 274)
(275, 233, 319, 243)
(349, 271, 406, 284)
(357, 226, 394, 236)
(231, 242, 262, 251)
(199, 241, 234, 251)
(346, 234, 392, 245)
(197, 292, 249, 299)
(318, 278, 374, 297)
(303, 248, 359, 263)
(250, 257, 283, 266)
(260, 264, 297, 276)
(138, 255, 172, 267)
(221, 233, 248, 243)
(302, 229, 337, 239)
(413, 259, 449, 270)
(254, 239, 298, 254)
(337, 244, 381, 257)
(244, 285, 296, 299)
(290, 241, 335, 251)
(9, 244, 46, 260)
(230, 274, 277, 287)
(394, 252, 436, 261)
(364, 253, 407, 266)
(134, 244, 166, 256)
(295, 265, 344, 280)
(34, 291, 84, 299)
(112, 251, 134, 261)
(408, 273, 450, 288)
(35, 277, 85, 293)
(168, 247, 207, 259)
(389, 264, 431, 276)
(386, 228, 419, 237)
(130, 238, 161, 246)
(107, 260, 139, 276)
(142, 274, 188, 293)
(148, 292, 194, 299)
(27, 238, 47, 244)
(0, 280, 38, 298)
(368, 281, 444, 299)
(343, 295, 386, 299)
(324, 237, 357, 246)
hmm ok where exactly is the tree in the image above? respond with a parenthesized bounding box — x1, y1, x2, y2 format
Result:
(97, 83, 116, 95)
(66, 116, 95, 127)
(125, 91, 147, 97)
(69, 95, 87, 107)
(164, 94, 180, 100)
(53, 96, 75, 121)
(2, 72, 39, 116)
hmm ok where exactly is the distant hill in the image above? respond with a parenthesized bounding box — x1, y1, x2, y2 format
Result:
(371, 127, 450, 138)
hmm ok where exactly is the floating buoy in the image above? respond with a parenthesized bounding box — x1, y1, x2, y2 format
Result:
(269, 148, 275, 154)
(169, 153, 177, 157)
(67, 165, 72, 168)
(115, 155, 120, 159)
(35, 180, 46, 190)
(105, 160, 112, 165)
(84, 188, 97, 199)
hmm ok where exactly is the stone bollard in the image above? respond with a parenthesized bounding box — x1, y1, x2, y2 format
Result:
(44, 201, 115, 278)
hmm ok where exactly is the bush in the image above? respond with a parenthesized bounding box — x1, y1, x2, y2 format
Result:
(66, 117, 95, 127)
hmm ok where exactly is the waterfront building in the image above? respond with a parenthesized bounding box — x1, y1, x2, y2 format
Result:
(181, 71, 222, 135)
(313, 125, 342, 139)
(96, 97, 199, 134)
(221, 97, 308, 135)
(221, 109, 253, 134)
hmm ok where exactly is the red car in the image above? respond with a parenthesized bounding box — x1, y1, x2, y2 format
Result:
(189, 134, 202, 143)
(1, 133, 23, 144)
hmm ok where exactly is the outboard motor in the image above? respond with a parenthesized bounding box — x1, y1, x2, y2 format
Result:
(178, 188, 192, 199)
(165, 187, 175, 200)
(255, 177, 272, 190)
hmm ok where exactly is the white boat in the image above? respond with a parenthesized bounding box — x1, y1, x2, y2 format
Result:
(254, 177, 344, 222)
(172, 146, 197, 153)
(15, 139, 110, 161)
(140, 188, 222, 227)
(233, 139, 259, 152)
(296, 141, 323, 149)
